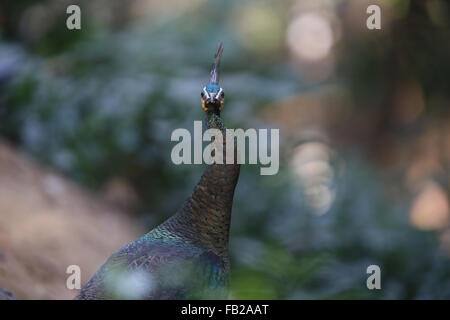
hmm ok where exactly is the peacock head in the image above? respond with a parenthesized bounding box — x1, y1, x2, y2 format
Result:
(201, 82, 225, 114)
(201, 42, 225, 115)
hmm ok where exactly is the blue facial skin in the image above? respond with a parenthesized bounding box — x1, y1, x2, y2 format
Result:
(206, 82, 220, 94)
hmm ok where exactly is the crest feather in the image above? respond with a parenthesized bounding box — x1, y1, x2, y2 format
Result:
(210, 42, 223, 84)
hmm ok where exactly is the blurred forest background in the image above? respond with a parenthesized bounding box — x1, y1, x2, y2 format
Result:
(1, 0, 450, 299)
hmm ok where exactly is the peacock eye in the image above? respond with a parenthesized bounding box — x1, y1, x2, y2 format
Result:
(220, 91, 225, 98)
(201, 92, 205, 97)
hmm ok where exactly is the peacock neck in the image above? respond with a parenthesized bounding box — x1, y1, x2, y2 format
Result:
(205, 110, 225, 131)
(171, 111, 240, 258)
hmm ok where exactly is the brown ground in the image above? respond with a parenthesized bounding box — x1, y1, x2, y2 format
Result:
(0, 140, 144, 299)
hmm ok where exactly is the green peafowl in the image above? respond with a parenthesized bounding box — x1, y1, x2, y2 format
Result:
(76, 43, 241, 300)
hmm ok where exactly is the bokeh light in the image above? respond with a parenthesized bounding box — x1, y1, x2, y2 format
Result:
(410, 181, 449, 231)
(287, 12, 334, 62)
(291, 142, 336, 215)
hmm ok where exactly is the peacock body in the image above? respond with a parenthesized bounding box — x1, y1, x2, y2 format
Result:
(76, 43, 240, 300)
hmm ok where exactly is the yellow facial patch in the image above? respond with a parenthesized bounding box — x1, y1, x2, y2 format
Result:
(201, 100, 224, 111)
